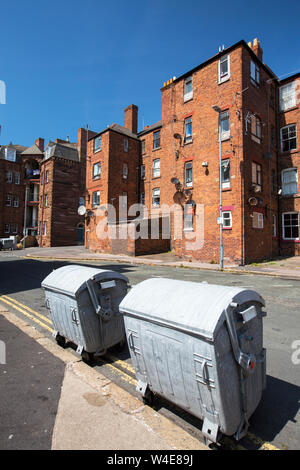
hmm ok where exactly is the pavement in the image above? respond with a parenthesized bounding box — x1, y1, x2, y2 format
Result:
(17, 245, 300, 280)
(0, 302, 207, 451)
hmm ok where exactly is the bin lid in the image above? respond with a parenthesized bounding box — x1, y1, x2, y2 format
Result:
(119, 278, 265, 341)
(41, 265, 129, 297)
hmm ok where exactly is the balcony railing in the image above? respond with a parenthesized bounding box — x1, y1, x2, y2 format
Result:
(25, 169, 40, 180)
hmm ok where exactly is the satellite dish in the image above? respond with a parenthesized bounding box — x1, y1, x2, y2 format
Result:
(171, 177, 180, 185)
(78, 205, 86, 216)
(173, 191, 186, 205)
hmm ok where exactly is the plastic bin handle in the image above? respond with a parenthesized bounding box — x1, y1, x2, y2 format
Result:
(85, 279, 101, 315)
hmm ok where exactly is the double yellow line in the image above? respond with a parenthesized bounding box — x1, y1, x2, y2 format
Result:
(0, 294, 137, 385)
(0, 294, 280, 451)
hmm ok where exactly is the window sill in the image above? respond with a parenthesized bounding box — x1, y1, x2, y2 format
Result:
(221, 135, 231, 143)
(222, 186, 231, 192)
(282, 238, 300, 243)
(280, 193, 299, 198)
(152, 147, 161, 152)
(94, 148, 102, 154)
(183, 96, 193, 104)
(280, 149, 299, 155)
(218, 76, 230, 85)
(183, 228, 194, 232)
(93, 176, 101, 180)
(152, 176, 161, 180)
(184, 186, 193, 190)
(183, 140, 193, 146)
(279, 105, 298, 114)
(222, 226, 232, 230)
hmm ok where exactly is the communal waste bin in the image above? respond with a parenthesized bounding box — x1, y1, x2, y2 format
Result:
(119, 278, 267, 445)
(42, 265, 129, 358)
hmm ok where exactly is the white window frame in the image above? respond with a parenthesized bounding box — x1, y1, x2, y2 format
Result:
(252, 211, 264, 229)
(184, 116, 193, 144)
(6, 171, 13, 184)
(124, 137, 129, 153)
(185, 161, 193, 187)
(4, 224, 10, 234)
(222, 211, 232, 228)
(5, 194, 12, 207)
(279, 82, 296, 111)
(11, 223, 18, 234)
(280, 124, 297, 152)
(153, 159, 160, 178)
(282, 212, 299, 240)
(92, 190, 100, 207)
(184, 76, 193, 102)
(44, 194, 48, 207)
(13, 196, 19, 208)
(94, 136, 102, 152)
(14, 172, 20, 185)
(43, 221, 47, 236)
(273, 214, 277, 237)
(152, 188, 160, 206)
(93, 162, 101, 179)
(140, 165, 145, 180)
(123, 163, 129, 179)
(221, 159, 230, 189)
(153, 130, 161, 149)
(218, 54, 230, 83)
(250, 60, 260, 86)
(282, 168, 298, 196)
(5, 148, 16, 162)
(252, 161, 262, 190)
(45, 146, 52, 159)
(251, 115, 262, 144)
(46, 170, 49, 183)
(220, 111, 230, 140)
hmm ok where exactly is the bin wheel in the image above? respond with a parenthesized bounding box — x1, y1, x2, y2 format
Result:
(82, 351, 94, 364)
(114, 339, 126, 352)
(142, 389, 154, 407)
(55, 334, 66, 349)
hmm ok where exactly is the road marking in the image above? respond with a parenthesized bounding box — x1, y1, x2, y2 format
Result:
(0, 296, 53, 333)
(0, 295, 281, 451)
(1, 295, 52, 324)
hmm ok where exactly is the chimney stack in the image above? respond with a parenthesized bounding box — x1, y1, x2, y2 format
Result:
(35, 138, 44, 152)
(124, 104, 138, 134)
(249, 38, 263, 61)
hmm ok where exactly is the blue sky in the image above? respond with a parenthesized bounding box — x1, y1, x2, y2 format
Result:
(0, 0, 299, 147)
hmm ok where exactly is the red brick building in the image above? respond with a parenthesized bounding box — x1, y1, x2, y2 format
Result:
(85, 37, 299, 264)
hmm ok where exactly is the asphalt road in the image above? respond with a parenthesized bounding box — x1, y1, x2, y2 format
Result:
(0, 252, 299, 450)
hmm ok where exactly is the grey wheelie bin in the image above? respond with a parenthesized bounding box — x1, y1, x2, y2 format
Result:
(42, 265, 129, 359)
(119, 278, 267, 445)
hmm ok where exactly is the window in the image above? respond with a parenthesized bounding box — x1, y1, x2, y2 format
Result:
(6, 171, 13, 184)
(184, 202, 194, 231)
(124, 137, 129, 152)
(140, 165, 145, 180)
(220, 111, 230, 140)
(153, 159, 160, 178)
(140, 193, 145, 205)
(221, 159, 230, 189)
(40, 196, 43, 207)
(222, 211, 232, 228)
(92, 190, 100, 207)
(282, 212, 299, 240)
(251, 115, 262, 143)
(46, 170, 49, 183)
(141, 140, 145, 154)
(152, 188, 160, 206)
(153, 130, 161, 149)
(93, 162, 101, 179)
(4, 224, 10, 234)
(43, 222, 47, 236)
(15, 172, 20, 185)
(252, 162, 262, 190)
(45, 147, 52, 159)
(273, 214, 277, 237)
(250, 60, 260, 86)
(253, 211, 264, 229)
(279, 82, 296, 111)
(13, 196, 19, 208)
(218, 55, 230, 83)
(184, 76, 193, 101)
(282, 168, 298, 196)
(94, 136, 102, 152)
(184, 117, 193, 144)
(5, 194, 12, 207)
(123, 163, 128, 179)
(45, 194, 48, 207)
(79, 197, 85, 206)
(11, 223, 18, 234)
(5, 148, 16, 162)
(185, 162, 193, 187)
(280, 124, 297, 152)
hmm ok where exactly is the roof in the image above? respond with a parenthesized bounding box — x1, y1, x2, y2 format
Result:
(41, 265, 128, 297)
(279, 72, 300, 84)
(88, 123, 139, 142)
(120, 278, 264, 341)
(44, 141, 79, 162)
(138, 121, 162, 137)
(21, 144, 44, 156)
(165, 39, 277, 88)
(0, 144, 27, 161)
